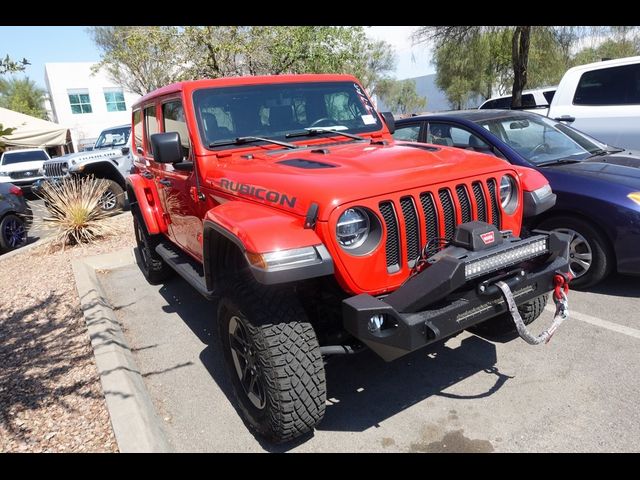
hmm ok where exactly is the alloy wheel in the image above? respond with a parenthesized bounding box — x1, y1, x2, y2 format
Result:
(228, 315, 266, 410)
(554, 228, 593, 279)
(3, 217, 26, 248)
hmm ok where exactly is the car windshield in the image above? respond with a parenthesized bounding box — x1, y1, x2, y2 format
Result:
(94, 127, 130, 149)
(1, 150, 49, 165)
(475, 114, 607, 165)
(193, 81, 383, 149)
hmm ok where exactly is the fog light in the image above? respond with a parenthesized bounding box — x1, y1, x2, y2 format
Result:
(368, 314, 384, 333)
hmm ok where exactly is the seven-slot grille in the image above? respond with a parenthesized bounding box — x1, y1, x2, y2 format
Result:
(43, 161, 68, 178)
(379, 179, 502, 272)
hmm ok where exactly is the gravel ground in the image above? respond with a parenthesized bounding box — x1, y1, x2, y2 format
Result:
(0, 213, 136, 453)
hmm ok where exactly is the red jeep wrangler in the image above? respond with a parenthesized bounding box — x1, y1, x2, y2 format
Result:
(127, 74, 570, 443)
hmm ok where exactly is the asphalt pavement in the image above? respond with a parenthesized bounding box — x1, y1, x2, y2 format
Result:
(99, 262, 640, 452)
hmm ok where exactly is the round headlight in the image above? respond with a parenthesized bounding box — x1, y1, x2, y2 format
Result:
(337, 208, 370, 249)
(499, 175, 518, 214)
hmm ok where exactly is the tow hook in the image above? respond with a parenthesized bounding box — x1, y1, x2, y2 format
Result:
(495, 272, 572, 345)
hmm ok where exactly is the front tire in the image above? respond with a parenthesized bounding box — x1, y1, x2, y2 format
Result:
(537, 216, 613, 289)
(0, 214, 28, 251)
(133, 211, 173, 284)
(99, 180, 125, 213)
(471, 294, 548, 336)
(218, 278, 326, 443)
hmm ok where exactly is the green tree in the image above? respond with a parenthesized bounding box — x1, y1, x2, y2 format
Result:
(0, 77, 48, 119)
(89, 26, 187, 96)
(90, 26, 396, 96)
(377, 79, 426, 115)
(0, 54, 29, 75)
(413, 26, 585, 108)
(572, 28, 640, 66)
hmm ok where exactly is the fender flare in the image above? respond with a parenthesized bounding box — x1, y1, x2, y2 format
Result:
(203, 201, 333, 287)
(126, 174, 168, 235)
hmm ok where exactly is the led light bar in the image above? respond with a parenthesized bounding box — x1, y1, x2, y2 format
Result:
(464, 237, 548, 280)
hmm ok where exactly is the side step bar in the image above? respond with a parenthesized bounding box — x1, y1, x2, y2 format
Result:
(155, 241, 215, 300)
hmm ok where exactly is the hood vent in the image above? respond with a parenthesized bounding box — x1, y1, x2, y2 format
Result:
(277, 159, 338, 169)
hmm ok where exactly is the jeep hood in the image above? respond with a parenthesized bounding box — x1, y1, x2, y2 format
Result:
(206, 141, 517, 220)
(46, 147, 124, 164)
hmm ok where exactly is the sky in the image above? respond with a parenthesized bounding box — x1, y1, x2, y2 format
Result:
(0, 26, 435, 89)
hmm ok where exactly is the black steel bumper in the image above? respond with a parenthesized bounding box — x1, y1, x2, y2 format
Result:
(342, 230, 570, 361)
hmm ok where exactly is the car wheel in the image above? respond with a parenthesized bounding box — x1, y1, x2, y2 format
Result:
(218, 275, 326, 443)
(537, 216, 613, 289)
(99, 180, 125, 213)
(0, 214, 28, 251)
(133, 210, 173, 284)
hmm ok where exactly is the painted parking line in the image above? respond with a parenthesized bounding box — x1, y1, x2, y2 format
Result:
(545, 305, 640, 340)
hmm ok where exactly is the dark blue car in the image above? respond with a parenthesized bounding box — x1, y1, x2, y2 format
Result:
(394, 110, 640, 288)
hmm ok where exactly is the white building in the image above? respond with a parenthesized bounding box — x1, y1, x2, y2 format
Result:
(44, 62, 140, 151)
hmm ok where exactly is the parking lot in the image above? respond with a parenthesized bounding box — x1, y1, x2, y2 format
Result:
(99, 259, 640, 452)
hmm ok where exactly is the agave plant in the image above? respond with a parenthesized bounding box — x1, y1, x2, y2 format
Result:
(38, 175, 115, 247)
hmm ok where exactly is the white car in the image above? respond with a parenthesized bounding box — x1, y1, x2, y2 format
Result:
(547, 55, 640, 150)
(478, 86, 557, 114)
(0, 148, 50, 190)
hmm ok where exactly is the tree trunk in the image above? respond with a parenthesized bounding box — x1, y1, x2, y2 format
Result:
(511, 26, 531, 109)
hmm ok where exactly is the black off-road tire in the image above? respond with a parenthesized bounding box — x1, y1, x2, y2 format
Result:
(132, 211, 173, 284)
(100, 179, 126, 213)
(218, 277, 326, 444)
(470, 294, 548, 336)
(537, 216, 613, 289)
(0, 214, 28, 251)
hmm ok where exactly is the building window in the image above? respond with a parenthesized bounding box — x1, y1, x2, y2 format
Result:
(68, 90, 92, 114)
(104, 88, 126, 112)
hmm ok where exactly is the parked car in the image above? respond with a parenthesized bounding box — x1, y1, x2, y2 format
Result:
(394, 109, 640, 287)
(33, 124, 132, 212)
(0, 183, 30, 252)
(0, 148, 50, 191)
(479, 86, 557, 114)
(547, 55, 640, 150)
(128, 74, 570, 443)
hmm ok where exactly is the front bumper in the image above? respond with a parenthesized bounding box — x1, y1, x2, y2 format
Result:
(342, 230, 570, 361)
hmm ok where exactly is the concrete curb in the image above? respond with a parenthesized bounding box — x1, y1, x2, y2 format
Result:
(0, 237, 51, 262)
(72, 248, 172, 453)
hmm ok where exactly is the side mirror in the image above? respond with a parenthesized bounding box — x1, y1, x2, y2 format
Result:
(150, 132, 183, 164)
(380, 111, 395, 134)
(121, 146, 130, 155)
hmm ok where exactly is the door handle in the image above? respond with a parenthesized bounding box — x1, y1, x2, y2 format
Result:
(554, 115, 575, 123)
(140, 171, 154, 180)
(159, 178, 172, 187)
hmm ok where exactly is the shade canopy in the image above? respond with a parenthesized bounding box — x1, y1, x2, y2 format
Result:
(0, 106, 68, 147)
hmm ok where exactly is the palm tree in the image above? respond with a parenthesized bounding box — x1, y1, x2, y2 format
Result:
(0, 77, 47, 119)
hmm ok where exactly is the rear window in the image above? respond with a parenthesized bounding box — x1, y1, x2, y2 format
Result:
(1, 150, 49, 164)
(573, 63, 640, 106)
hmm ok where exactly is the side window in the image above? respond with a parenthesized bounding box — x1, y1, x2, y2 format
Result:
(574, 63, 640, 106)
(543, 90, 556, 104)
(162, 100, 190, 159)
(132, 109, 143, 154)
(393, 124, 421, 142)
(143, 105, 158, 155)
(428, 123, 490, 151)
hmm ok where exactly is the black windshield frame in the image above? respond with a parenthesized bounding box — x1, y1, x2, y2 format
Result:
(192, 81, 383, 151)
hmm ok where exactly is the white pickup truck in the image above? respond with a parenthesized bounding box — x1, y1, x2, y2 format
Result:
(547, 55, 640, 150)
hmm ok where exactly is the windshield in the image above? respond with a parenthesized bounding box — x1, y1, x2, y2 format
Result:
(94, 126, 130, 149)
(1, 150, 49, 165)
(475, 114, 606, 165)
(193, 81, 383, 149)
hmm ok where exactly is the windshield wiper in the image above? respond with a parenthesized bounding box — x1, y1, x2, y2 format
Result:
(537, 158, 584, 167)
(585, 147, 625, 159)
(285, 128, 366, 142)
(209, 136, 297, 149)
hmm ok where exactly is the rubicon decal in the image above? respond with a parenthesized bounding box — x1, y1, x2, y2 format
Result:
(213, 178, 297, 208)
(480, 231, 495, 245)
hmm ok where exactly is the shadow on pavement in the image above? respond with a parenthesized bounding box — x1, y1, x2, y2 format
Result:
(155, 274, 510, 449)
(585, 273, 639, 298)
